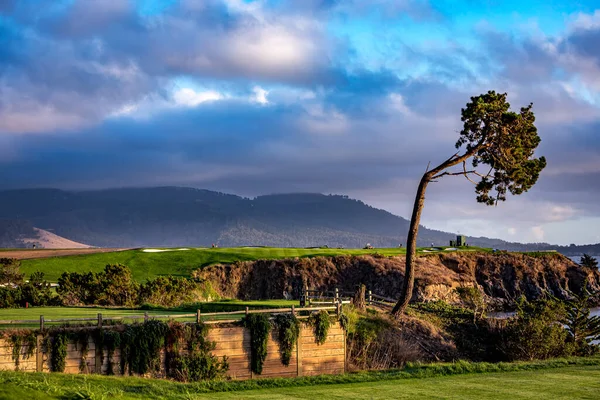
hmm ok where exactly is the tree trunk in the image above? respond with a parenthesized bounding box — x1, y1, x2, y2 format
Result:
(353, 284, 366, 311)
(391, 172, 432, 317)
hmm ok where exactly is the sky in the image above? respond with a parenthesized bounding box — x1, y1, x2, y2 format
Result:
(1, 0, 599, 245)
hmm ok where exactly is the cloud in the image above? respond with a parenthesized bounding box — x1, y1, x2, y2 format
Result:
(173, 88, 225, 107)
(1, 3, 600, 244)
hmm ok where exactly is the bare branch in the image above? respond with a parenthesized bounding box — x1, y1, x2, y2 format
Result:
(462, 161, 478, 185)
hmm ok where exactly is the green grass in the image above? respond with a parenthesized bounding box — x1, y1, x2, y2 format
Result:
(0, 357, 598, 399)
(0, 300, 299, 329)
(17, 246, 493, 283)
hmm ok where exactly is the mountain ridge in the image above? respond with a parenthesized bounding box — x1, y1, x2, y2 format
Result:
(0, 187, 597, 254)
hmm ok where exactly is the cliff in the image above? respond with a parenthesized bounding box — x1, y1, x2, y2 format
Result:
(194, 252, 600, 309)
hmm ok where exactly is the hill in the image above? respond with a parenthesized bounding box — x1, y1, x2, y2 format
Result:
(0, 219, 90, 249)
(0, 187, 597, 253)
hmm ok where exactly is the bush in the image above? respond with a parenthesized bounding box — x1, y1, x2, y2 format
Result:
(166, 322, 228, 382)
(564, 286, 600, 356)
(57, 264, 139, 307)
(499, 297, 574, 361)
(346, 314, 421, 370)
(139, 276, 205, 307)
(0, 271, 55, 308)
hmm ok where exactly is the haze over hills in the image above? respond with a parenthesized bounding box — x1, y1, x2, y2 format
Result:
(0, 187, 597, 255)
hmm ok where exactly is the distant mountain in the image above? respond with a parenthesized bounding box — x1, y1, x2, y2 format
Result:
(0, 187, 597, 254)
(0, 219, 90, 249)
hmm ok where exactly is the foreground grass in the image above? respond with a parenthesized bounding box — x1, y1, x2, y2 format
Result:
(18, 246, 492, 283)
(0, 357, 598, 399)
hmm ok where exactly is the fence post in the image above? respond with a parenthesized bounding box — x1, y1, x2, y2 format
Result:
(245, 307, 249, 318)
(335, 287, 339, 305)
(291, 305, 295, 316)
(144, 312, 149, 322)
(35, 334, 43, 372)
(97, 313, 102, 328)
(368, 290, 372, 306)
(304, 286, 309, 307)
(336, 302, 341, 317)
(196, 309, 201, 323)
(39, 315, 44, 331)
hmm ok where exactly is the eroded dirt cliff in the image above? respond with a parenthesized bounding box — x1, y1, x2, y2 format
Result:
(194, 252, 600, 308)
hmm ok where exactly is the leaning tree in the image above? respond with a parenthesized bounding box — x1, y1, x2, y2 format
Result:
(391, 91, 547, 316)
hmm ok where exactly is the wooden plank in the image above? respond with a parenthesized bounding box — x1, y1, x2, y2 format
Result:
(302, 361, 345, 371)
(301, 342, 345, 351)
(301, 348, 345, 357)
(255, 371, 297, 379)
(300, 335, 345, 345)
(0, 354, 36, 363)
(297, 330, 302, 377)
(300, 330, 344, 339)
(302, 355, 345, 364)
(303, 368, 344, 376)
(213, 341, 251, 351)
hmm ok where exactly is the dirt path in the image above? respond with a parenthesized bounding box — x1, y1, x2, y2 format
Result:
(0, 248, 131, 260)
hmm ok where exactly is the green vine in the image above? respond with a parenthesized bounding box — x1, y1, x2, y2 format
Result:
(9, 332, 36, 371)
(273, 314, 300, 366)
(308, 310, 331, 345)
(75, 330, 90, 373)
(120, 320, 168, 376)
(243, 313, 271, 375)
(50, 333, 69, 372)
(95, 329, 121, 375)
(165, 322, 228, 382)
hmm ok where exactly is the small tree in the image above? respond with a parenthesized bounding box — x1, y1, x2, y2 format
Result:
(580, 254, 599, 270)
(565, 285, 600, 355)
(392, 91, 546, 316)
(0, 258, 24, 286)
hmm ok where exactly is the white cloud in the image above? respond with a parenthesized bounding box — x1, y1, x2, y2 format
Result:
(530, 226, 545, 242)
(173, 88, 224, 107)
(252, 86, 269, 104)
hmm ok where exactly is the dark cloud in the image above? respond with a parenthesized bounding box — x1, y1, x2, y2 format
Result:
(0, 2, 600, 243)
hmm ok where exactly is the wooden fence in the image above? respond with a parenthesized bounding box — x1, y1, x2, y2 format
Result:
(0, 306, 346, 379)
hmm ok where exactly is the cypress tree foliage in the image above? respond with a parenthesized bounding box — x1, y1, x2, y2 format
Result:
(565, 286, 600, 356)
(393, 91, 546, 316)
(580, 254, 599, 270)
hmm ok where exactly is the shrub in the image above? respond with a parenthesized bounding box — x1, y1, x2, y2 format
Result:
(499, 297, 574, 361)
(0, 259, 24, 286)
(57, 264, 139, 307)
(120, 320, 169, 375)
(580, 254, 599, 270)
(139, 276, 204, 307)
(564, 286, 600, 356)
(166, 322, 228, 382)
(455, 286, 486, 321)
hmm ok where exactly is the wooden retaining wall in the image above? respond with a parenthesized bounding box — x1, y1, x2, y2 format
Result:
(0, 322, 345, 379)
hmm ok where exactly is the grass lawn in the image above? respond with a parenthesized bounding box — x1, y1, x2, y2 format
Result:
(17, 246, 491, 283)
(0, 359, 598, 399)
(0, 300, 299, 329)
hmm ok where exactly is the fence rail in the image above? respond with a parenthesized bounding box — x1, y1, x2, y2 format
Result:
(0, 305, 339, 331)
(0, 285, 400, 330)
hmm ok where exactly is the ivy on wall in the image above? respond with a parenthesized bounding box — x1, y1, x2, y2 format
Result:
(308, 310, 331, 345)
(8, 332, 36, 371)
(243, 313, 271, 374)
(273, 314, 300, 366)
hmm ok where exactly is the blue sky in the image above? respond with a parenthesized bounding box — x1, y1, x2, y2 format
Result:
(1, 0, 600, 245)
